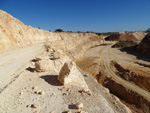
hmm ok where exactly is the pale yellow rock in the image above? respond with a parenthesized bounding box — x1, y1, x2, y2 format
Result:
(53, 50, 63, 59)
(35, 57, 42, 61)
(76, 102, 83, 109)
(35, 59, 55, 72)
(58, 61, 77, 84)
(81, 89, 92, 95)
(38, 91, 45, 95)
(32, 86, 38, 90)
(79, 111, 88, 113)
(30, 104, 39, 108)
(50, 111, 55, 113)
(67, 110, 72, 113)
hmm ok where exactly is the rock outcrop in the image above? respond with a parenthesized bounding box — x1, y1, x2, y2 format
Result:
(0, 10, 104, 61)
(58, 61, 78, 84)
(0, 10, 99, 50)
(58, 61, 90, 91)
(105, 32, 145, 41)
(137, 33, 150, 57)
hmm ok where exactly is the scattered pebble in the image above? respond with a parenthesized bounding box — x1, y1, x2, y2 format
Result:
(33, 111, 39, 113)
(30, 104, 39, 108)
(62, 93, 68, 96)
(50, 111, 55, 113)
(51, 93, 55, 97)
(32, 86, 38, 90)
(38, 91, 45, 95)
(67, 110, 72, 113)
(35, 57, 41, 61)
(84, 74, 88, 77)
(31, 62, 34, 66)
(19, 92, 23, 95)
(79, 111, 88, 113)
(26, 105, 29, 107)
(76, 103, 83, 109)
(80, 89, 92, 96)
(58, 88, 63, 91)
(66, 88, 71, 92)
(34, 91, 38, 94)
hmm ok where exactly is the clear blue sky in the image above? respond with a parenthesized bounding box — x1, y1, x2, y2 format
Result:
(0, 0, 150, 32)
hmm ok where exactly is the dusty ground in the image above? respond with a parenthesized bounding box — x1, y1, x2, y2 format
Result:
(77, 41, 150, 113)
(0, 44, 44, 91)
(0, 43, 131, 113)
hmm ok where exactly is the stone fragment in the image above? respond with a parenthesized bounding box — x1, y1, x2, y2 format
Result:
(76, 103, 83, 109)
(34, 91, 38, 94)
(104, 87, 109, 93)
(84, 74, 88, 77)
(38, 91, 45, 95)
(26, 105, 29, 107)
(50, 111, 55, 113)
(32, 86, 38, 90)
(33, 111, 39, 113)
(35, 57, 42, 61)
(58, 61, 78, 84)
(67, 110, 72, 113)
(80, 89, 92, 95)
(30, 104, 39, 108)
(53, 50, 63, 59)
(51, 93, 55, 97)
(79, 111, 88, 113)
(35, 59, 54, 72)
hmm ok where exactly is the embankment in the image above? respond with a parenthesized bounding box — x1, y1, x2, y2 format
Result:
(104, 77, 150, 113)
(0, 10, 101, 50)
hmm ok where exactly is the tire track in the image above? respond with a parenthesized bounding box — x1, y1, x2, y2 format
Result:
(102, 45, 150, 101)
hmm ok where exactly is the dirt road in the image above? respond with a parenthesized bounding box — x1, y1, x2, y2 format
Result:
(102, 45, 150, 101)
(77, 42, 150, 101)
(0, 44, 44, 91)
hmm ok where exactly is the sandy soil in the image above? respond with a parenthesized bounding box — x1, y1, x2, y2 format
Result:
(77, 41, 150, 101)
(0, 43, 132, 113)
(0, 44, 44, 91)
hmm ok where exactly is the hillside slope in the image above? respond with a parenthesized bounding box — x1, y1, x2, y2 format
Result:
(105, 32, 145, 41)
(137, 33, 150, 57)
(0, 10, 96, 50)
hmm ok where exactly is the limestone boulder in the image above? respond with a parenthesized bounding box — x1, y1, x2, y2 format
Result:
(58, 61, 90, 91)
(58, 61, 77, 84)
(35, 59, 55, 72)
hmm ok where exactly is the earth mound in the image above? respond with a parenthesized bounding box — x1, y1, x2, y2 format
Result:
(112, 41, 138, 48)
(105, 32, 145, 41)
(137, 33, 150, 57)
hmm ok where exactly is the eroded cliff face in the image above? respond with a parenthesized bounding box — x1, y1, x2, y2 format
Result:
(137, 33, 150, 57)
(0, 10, 97, 50)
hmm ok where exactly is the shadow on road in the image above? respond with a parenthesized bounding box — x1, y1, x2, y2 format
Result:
(40, 75, 62, 86)
(119, 46, 150, 62)
(26, 67, 35, 72)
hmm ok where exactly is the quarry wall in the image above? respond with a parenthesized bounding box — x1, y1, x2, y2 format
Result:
(0, 10, 101, 50)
